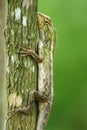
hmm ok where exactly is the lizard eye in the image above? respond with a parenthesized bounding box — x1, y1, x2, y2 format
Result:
(45, 17, 51, 25)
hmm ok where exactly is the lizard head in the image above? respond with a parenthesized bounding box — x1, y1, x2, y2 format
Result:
(38, 12, 52, 30)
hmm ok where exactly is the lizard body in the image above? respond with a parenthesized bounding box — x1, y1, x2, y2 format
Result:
(35, 12, 56, 130)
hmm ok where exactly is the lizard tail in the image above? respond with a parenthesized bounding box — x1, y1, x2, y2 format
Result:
(36, 100, 53, 130)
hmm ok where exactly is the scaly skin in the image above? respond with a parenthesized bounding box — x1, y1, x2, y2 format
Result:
(8, 13, 56, 130)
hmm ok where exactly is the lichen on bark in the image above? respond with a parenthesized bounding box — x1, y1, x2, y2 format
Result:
(6, 0, 38, 130)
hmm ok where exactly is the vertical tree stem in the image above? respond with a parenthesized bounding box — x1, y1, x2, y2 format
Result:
(0, 0, 7, 130)
(6, 0, 38, 130)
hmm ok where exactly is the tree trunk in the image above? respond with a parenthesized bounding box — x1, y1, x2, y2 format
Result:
(6, 0, 38, 130)
(0, 0, 7, 130)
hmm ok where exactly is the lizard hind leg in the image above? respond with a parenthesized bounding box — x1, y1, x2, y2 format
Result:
(7, 90, 48, 120)
(7, 91, 35, 121)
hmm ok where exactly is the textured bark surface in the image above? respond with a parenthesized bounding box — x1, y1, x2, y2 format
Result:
(0, 0, 7, 130)
(6, 0, 38, 130)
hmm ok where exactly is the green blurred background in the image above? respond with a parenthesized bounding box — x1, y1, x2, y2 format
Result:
(39, 0, 87, 130)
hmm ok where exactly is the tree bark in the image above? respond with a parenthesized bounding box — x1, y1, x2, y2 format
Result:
(6, 0, 38, 130)
(0, 0, 7, 130)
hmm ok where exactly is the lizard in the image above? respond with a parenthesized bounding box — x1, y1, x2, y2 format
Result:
(33, 12, 56, 130)
(33, 13, 56, 130)
(8, 12, 56, 130)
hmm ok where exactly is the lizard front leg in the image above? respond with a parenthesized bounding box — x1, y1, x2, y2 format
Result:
(18, 47, 43, 63)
